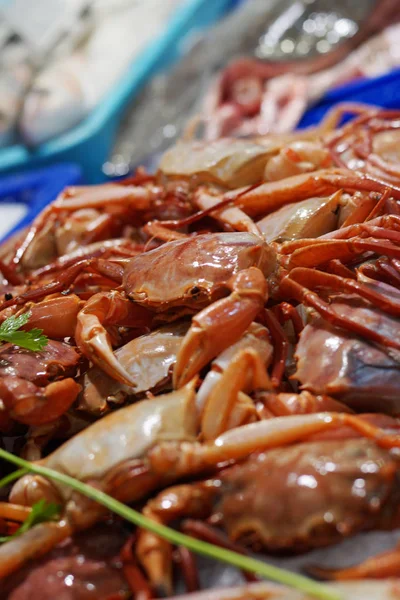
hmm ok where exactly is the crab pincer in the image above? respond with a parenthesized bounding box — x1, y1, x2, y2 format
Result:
(173, 267, 268, 388)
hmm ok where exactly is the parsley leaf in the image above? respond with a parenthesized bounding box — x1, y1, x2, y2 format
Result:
(0, 311, 48, 351)
(0, 499, 60, 543)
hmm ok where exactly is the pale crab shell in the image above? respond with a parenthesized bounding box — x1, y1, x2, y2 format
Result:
(38, 382, 197, 497)
(159, 138, 280, 188)
(257, 192, 341, 243)
(79, 322, 189, 414)
(168, 580, 400, 600)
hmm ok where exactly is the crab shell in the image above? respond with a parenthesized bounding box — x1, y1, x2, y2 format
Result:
(159, 138, 277, 188)
(123, 232, 276, 313)
(214, 438, 400, 552)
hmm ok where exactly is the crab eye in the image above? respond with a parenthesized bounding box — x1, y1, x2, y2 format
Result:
(190, 286, 201, 296)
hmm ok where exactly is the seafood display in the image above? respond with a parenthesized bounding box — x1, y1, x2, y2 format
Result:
(111, 0, 400, 173)
(3, 103, 400, 598)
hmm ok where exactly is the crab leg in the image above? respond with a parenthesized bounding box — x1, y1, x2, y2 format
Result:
(0, 520, 72, 578)
(285, 268, 400, 317)
(182, 520, 257, 583)
(148, 413, 400, 481)
(0, 257, 124, 312)
(232, 169, 344, 216)
(308, 545, 400, 580)
(0, 503, 32, 523)
(143, 221, 188, 242)
(200, 347, 270, 440)
(322, 214, 400, 241)
(120, 535, 154, 599)
(279, 269, 400, 350)
(12, 183, 161, 266)
(173, 267, 268, 388)
(196, 322, 272, 439)
(256, 391, 352, 419)
(136, 482, 217, 595)
(193, 187, 261, 235)
(359, 258, 400, 289)
(287, 238, 400, 269)
(260, 308, 289, 388)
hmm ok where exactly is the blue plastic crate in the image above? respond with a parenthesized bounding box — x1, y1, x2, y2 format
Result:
(298, 67, 400, 128)
(0, 0, 238, 184)
(0, 164, 82, 243)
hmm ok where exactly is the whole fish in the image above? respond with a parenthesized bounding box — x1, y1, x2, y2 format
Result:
(19, 0, 182, 146)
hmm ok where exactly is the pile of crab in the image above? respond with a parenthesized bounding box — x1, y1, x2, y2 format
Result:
(2, 104, 400, 599)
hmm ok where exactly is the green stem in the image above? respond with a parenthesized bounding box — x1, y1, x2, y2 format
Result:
(0, 468, 28, 489)
(0, 449, 341, 600)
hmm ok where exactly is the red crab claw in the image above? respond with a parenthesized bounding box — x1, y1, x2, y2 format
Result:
(0, 376, 81, 426)
(173, 267, 268, 388)
(75, 290, 153, 386)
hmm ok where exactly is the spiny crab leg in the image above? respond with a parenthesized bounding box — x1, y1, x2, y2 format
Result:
(173, 267, 268, 388)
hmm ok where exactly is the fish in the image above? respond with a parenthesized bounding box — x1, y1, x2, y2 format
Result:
(19, 0, 182, 146)
(0, 44, 33, 148)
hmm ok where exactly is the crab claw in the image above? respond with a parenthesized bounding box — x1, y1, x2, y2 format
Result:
(0, 376, 81, 426)
(10, 474, 63, 507)
(173, 267, 267, 388)
(75, 291, 152, 386)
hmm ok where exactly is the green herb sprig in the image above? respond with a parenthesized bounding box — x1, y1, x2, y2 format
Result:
(0, 499, 60, 543)
(0, 312, 48, 351)
(0, 448, 341, 600)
